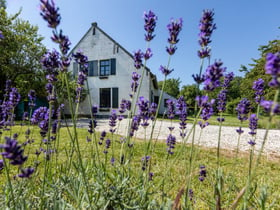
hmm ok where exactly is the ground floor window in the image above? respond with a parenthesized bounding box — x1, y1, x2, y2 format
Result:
(99, 87, 119, 109)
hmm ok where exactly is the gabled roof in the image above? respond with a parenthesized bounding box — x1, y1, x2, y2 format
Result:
(69, 22, 158, 89)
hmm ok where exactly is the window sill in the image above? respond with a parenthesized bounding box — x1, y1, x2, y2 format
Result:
(99, 108, 110, 112)
(99, 76, 109, 79)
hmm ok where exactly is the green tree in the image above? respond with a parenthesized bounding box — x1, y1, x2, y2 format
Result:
(227, 76, 242, 101)
(0, 0, 6, 9)
(179, 84, 200, 109)
(158, 78, 181, 98)
(240, 39, 280, 106)
(0, 8, 46, 99)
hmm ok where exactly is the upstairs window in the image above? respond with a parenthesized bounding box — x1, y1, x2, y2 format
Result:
(100, 60, 111, 76)
(88, 60, 98, 76)
(99, 58, 116, 76)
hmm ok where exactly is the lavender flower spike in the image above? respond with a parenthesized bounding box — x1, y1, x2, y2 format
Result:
(265, 52, 280, 88)
(0, 137, 28, 166)
(204, 60, 226, 91)
(248, 114, 258, 136)
(40, 0, 61, 29)
(236, 98, 251, 122)
(252, 78, 265, 104)
(167, 18, 183, 45)
(143, 10, 157, 41)
(159, 65, 174, 76)
(198, 9, 216, 47)
(166, 18, 183, 55)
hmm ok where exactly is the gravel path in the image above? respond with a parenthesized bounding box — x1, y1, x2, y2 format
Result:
(73, 118, 280, 157)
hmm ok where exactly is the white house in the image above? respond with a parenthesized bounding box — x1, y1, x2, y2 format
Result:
(68, 22, 174, 117)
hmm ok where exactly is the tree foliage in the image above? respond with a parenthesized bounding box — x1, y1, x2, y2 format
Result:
(240, 39, 280, 105)
(158, 78, 181, 98)
(0, 8, 47, 99)
(179, 84, 200, 109)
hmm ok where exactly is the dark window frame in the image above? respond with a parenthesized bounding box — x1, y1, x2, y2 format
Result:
(100, 59, 111, 76)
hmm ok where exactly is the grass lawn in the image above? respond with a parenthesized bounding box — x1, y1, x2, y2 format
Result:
(1, 125, 280, 208)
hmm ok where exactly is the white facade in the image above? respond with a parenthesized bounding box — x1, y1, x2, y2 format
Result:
(68, 22, 173, 116)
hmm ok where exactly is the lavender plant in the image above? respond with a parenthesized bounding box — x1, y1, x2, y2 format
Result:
(0, 1, 279, 209)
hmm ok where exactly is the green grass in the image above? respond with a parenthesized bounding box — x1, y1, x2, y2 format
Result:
(1, 125, 280, 208)
(159, 114, 280, 129)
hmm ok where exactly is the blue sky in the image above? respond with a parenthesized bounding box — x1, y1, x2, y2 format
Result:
(6, 0, 280, 87)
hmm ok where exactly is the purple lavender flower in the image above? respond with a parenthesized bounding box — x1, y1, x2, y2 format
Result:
(236, 98, 251, 122)
(110, 157, 115, 165)
(252, 78, 265, 104)
(236, 127, 244, 134)
(41, 49, 61, 70)
(265, 52, 280, 88)
(137, 96, 150, 127)
(28, 90, 36, 108)
(159, 65, 174, 76)
(9, 87, 21, 107)
(0, 30, 4, 39)
(204, 60, 226, 91)
(73, 50, 88, 67)
(166, 134, 176, 155)
(199, 165, 207, 181)
(131, 72, 141, 93)
(223, 72, 234, 89)
(0, 159, 4, 170)
(167, 18, 183, 45)
(248, 114, 258, 136)
(198, 47, 211, 58)
(149, 102, 157, 121)
(31, 107, 49, 124)
(141, 156, 150, 171)
(166, 99, 176, 119)
(198, 9, 216, 58)
(176, 96, 187, 137)
(143, 10, 157, 41)
(40, 0, 61, 28)
(88, 119, 96, 134)
(129, 116, 141, 137)
(104, 139, 111, 153)
(166, 45, 177, 55)
(133, 50, 144, 69)
(119, 99, 131, 114)
(260, 100, 280, 115)
(189, 189, 194, 201)
(196, 96, 215, 128)
(149, 172, 154, 181)
(109, 110, 117, 133)
(216, 90, 227, 113)
(22, 112, 29, 121)
(192, 74, 205, 85)
(166, 18, 183, 55)
(99, 130, 107, 144)
(248, 139, 256, 146)
(144, 48, 153, 60)
(0, 137, 28, 165)
(51, 29, 71, 55)
(18, 167, 35, 178)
